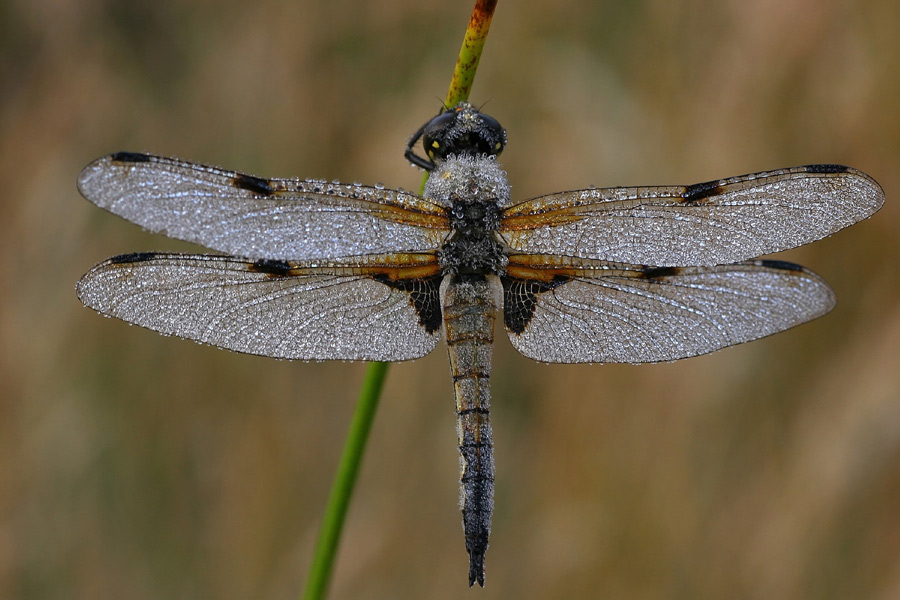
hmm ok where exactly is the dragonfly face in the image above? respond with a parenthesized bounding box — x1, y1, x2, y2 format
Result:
(405, 102, 507, 171)
(76, 102, 884, 586)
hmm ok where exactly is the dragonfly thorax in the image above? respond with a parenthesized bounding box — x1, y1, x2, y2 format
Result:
(427, 155, 510, 276)
(424, 154, 511, 207)
(438, 225, 507, 276)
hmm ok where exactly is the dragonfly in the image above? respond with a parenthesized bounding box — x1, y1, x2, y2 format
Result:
(76, 102, 884, 586)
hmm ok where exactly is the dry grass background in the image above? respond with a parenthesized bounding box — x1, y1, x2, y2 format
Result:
(1, 0, 899, 598)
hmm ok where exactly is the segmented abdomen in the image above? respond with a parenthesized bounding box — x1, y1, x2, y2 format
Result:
(441, 274, 500, 587)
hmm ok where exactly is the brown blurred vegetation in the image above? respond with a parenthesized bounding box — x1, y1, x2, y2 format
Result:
(1, 0, 899, 598)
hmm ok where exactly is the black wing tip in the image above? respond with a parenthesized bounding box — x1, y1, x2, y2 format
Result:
(802, 164, 885, 208)
(109, 151, 153, 163)
(79, 152, 155, 196)
(108, 251, 162, 264)
(804, 164, 850, 174)
(753, 259, 805, 272)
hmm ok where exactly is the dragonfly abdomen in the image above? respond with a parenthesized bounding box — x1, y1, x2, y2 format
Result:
(441, 274, 501, 587)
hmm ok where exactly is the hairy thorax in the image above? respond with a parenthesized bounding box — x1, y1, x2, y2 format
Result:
(426, 155, 511, 277)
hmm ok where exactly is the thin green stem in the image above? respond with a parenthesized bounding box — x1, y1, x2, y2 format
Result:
(301, 1, 499, 597)
(302, 362, 389, 600)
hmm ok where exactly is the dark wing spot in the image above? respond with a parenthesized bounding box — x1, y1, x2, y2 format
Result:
(639, 266, 682, 279)
(233, 173, 275, 196)
(373, 275, 442, 334)
(804, 164, 849, 174)
(248, 259, 294, 277)
(682, 180, 724, 204)
(755, 259, 804, 272)
(108, 252, 161, 264)
(456, 405, 490, 415)
(110, 152, 152, 163)
(502, 276, 570, 335)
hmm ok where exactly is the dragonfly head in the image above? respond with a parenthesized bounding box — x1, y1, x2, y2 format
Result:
(406, 102, 507, 171)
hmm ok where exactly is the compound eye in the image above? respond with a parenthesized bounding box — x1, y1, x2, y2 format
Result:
(422, 112, 460, 158)
(479, 113, 506, 156)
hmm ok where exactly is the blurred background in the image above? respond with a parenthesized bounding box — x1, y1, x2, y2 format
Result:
(2, 0, 898, 598)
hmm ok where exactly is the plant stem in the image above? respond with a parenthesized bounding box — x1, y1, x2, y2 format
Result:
(302, 362, 389, 600)
(445, 0, 499, 107)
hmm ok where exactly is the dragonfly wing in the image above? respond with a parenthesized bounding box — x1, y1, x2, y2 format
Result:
(501, 165, 883, 266)
(76, 253, 442, 361)
(78, 153, 449, 260)
(503, 259, 835, 364)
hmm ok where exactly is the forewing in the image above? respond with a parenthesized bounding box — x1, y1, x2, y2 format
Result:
(504, 259, 835, 364)
(78, 153, 449, 260)
(502, 165, 883, 266)
(76, 253, 442, 361)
